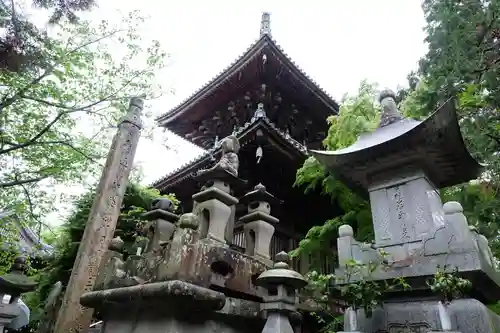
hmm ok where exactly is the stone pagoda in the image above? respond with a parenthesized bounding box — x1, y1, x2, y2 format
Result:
(311, 90, 500, 332)
(80, 133, 310, 333)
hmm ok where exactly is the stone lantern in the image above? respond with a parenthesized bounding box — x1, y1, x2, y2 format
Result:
(192, 135, 246, 244)
(255, 251, 307, 333)
(312, 90, 483, 250)
(239, 183, 280, 263)
(0, 256, 38, 331)
(310, 90, 500, 332)
(142, 197, 179, 254)
(311, 91, 488, 269)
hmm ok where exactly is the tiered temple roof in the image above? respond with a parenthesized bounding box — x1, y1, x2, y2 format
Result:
(153, 12, 339, 193)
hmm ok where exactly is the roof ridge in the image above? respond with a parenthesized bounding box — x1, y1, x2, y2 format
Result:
(155, 36, 265, 123)
(155, 34, 339, 124)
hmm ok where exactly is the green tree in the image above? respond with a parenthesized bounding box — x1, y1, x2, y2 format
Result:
(291, 81, 380, 261)
(0, 0, 96, 73)
(22, 183, 178, 330)
(0, 11, 167, 241)
(407, 0, 500, 251)
(418, 0, 500, 166)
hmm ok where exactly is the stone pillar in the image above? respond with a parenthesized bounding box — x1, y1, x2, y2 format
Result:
(239, 183, 280, 263)
(256, 252, 307, 333)
(53, 97, 144, 333)
(36, 281, 63, 333)
(0, 257, 38, 331)
(337, 224, 356, 267)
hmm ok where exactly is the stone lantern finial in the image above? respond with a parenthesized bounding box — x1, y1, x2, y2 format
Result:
(378, 89, 404, 127)
(274, 251, 290, 269)
(260, 12, 272, 38)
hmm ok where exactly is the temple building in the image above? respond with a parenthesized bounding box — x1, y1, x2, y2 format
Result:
(152, 13, 340, 274)
(0, 210, 53, 259)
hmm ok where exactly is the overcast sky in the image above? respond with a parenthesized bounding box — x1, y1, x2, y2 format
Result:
(84, 0, 428, 185)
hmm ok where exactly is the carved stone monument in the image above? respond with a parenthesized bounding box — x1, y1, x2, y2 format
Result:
(54, 97, 145, 333)
(312, 90, 500, 333)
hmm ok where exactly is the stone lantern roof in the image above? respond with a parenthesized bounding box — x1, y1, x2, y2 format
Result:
(0, 257, 38, 296)
(239, 183, 282, 207)
(310, 90, 484, 194)
(256, 251, 307, 290)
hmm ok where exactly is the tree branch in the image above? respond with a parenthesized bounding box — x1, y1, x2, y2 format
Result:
(0, 29, 124, 113)
(2, 139, 103, 164)
(486, 133, 500, 146)
(40, 140, 103, 164)
(0, 175, 49, 188)
(20, 183, 57, 237)
(0, 72, 143, 156)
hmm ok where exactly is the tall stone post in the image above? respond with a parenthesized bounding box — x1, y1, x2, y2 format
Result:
(53, 98, 144, 333)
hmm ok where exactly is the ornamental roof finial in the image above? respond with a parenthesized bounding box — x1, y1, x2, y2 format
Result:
(378, 89, 404, 127)
(260, 12, 271, 38)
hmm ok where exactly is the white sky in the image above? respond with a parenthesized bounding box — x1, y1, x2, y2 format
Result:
(40, 0, 428, 225)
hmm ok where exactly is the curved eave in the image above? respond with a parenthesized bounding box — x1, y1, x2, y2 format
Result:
(20, 225, 54, 255)
(311, 99, 484, 190)
(0, 212, 54, 256)
(155, 35, 339, 125)
(151, 116, 308, 191)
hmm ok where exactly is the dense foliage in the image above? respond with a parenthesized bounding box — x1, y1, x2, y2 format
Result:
(21, 183, 177, 330)
(290, 82, 379, 260)
(0, 7, 167, 256)
(0, 0, 95, 73)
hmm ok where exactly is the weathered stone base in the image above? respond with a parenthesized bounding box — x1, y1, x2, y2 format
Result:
(81, 280, 265, 333)
(100, 311, 263, 333)
(346, 298, 500, 333)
